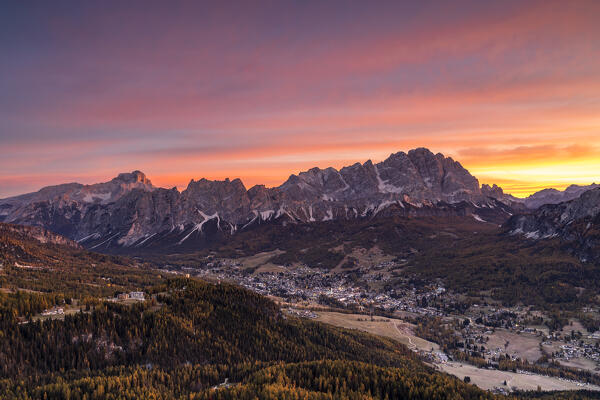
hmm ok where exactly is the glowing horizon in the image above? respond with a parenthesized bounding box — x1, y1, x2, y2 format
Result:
(1, 1, 599, 199)
(3, 148, 597, 200)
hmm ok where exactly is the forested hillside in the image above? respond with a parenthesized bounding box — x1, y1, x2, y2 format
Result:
(0, 278, 497, 399)
(0, 222, 161, 298)
(1, 224, 600, 399)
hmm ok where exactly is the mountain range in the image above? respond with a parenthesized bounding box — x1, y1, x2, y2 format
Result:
(1, 147, 597, 255)
(506, 187, 600, 263)
(521, 183, 599, 209)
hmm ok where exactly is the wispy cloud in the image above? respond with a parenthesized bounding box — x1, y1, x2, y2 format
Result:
(1, 0, 599, 197)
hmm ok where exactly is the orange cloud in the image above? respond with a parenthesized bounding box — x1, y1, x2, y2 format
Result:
(2, 1, 600, 198)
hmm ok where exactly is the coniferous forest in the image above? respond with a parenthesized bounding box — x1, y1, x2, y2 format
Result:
(0, 278, 495, 399)
(1, 227, 600, 399)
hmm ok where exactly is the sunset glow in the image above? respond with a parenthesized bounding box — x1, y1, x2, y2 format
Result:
(1, 0, 599, 198)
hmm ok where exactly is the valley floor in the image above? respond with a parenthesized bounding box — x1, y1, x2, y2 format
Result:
(315, 310, 600, 394)
(438, 361, 600, 392)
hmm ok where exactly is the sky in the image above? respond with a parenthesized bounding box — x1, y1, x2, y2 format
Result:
(1, 0, 599, 198)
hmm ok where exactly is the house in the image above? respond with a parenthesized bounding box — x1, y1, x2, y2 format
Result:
(129, 291, 145, 300)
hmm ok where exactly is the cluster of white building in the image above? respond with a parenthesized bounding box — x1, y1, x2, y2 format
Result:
(114, 291, 145, 301)
(41, 307, 64, 316)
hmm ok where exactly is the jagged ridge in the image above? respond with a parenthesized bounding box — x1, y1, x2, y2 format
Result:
(505, 188, 600, 262)
(522, 183, 599, 209)
(0, 148, 518, 252)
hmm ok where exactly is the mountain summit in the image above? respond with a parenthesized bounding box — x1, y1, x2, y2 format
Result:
(113, 170, 153, 185)
(0, 148, 520, 252)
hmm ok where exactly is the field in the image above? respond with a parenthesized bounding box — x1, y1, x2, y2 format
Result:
(330, 245, 396, 273)
(316, 311, 600, 393)
(485, 329, 543, 362)
(561, 319, 588, 335)
(315, 311, 438, 352)
(559, 357, 599, 373)
(439, 361, 600, 392)
(229, 249, 287, 273)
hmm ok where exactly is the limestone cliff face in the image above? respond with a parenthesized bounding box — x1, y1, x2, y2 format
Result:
(0, 148, 517, 252)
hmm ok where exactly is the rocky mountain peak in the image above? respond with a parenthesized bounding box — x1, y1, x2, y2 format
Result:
(182, 177, 250, 218)
(407, 147, 435, 157)
(481, 184, 504, 198)
(185, 177, 247, 193)
(2, 148, 522, 251)
(565, 183, 599, 195)
(522, 183, 600, 209)
(113, 171, 152, 186)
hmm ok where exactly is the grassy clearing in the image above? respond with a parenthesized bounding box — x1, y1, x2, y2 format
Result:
(485, 329, 543, 363)
(439, 361, 600, 392)
(315, 311, 439, 352)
